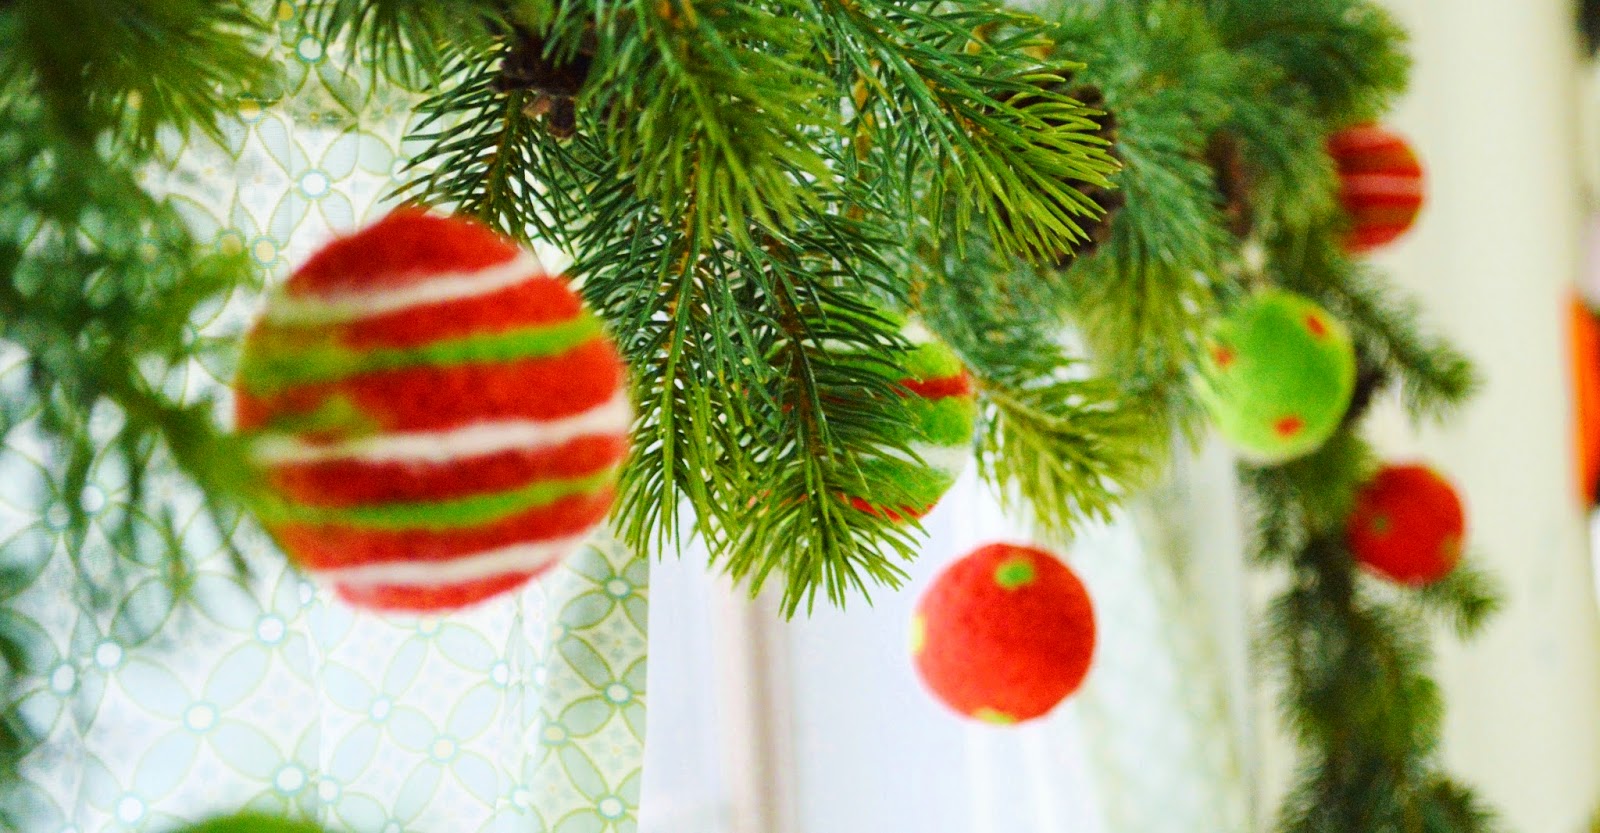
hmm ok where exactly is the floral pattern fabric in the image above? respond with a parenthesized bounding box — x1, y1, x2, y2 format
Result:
(6, 4, 649, 831)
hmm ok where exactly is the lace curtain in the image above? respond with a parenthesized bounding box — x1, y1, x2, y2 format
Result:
(7, 7, 649, 831)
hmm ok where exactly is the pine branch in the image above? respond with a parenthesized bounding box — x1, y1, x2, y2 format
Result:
(3, 0, 274, 152)
(1047, 2, 1239, 398)
(973, 373, 1154, 538)
(723, 286, 924, 615)
(1028, 4, 1498, 832)
(918, 227, 1161, 540)
(1407, 558, 1504, 640)
(1206, 0, 1411, 126)
(305, 0, 522, 85)
(376, 0, 1126, 608)
(822, 0, 1117, 261)
(601, 0, 838, 239)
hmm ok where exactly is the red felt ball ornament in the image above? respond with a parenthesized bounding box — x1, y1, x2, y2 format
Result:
(1346, 464, 1466, 586)
(910, 543, 1096, 725)
(234, 209, 631, 613)
(1328, 123, 1425, 253)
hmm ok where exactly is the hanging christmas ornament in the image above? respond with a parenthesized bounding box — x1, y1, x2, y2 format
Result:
(1195, 290, 1357, 463)
(234, 209, 631, 612)
(841, 321, 977, 522)
(1346, 463, 1466, 586)
(1570, 294, 1600, 505)
(910, 543, 1096, 725)
(178, 814, 331, 833)
(1328, 123, 1425, 253)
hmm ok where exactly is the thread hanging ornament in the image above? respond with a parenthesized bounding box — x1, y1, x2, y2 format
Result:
(234, 209, 631, 612)
(1328, 123, 1425, 253)
(840, 320, 977, 522)
(1195, 290, 1357, 463)
(1346, 463, 1466, 586)
(910, 543, 1096, 725)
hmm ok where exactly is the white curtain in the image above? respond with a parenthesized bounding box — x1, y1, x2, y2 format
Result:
(640, 458, 1253, 833)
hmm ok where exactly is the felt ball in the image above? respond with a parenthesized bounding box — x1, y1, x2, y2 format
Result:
(1346, 463, 1466, 586)
(1570, 295, 1600, 505)
(234, 209, 630, 612)
(911, 543, 1095, 725)
(1195, 290, 1357, 463)
(841, 321, 977, 521)
(177, 814, 331, 833)
(1328, 123, 1425, 253)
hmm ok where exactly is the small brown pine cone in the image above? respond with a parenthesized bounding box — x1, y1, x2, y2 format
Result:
(495, 26, 593, 139)
(1206, 132, 1256, 239)
(1051, 84, 1124, 270)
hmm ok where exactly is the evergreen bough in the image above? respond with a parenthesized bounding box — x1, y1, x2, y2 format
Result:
(0, 0, 1504, 830)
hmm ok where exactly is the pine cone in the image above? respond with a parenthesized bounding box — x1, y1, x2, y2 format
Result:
(1051, 83, 1124, 271)
(1206, 132, 1255, 239)
(495, 26, 593, 139)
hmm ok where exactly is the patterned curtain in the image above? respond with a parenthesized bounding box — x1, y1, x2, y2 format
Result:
(6, 5, 650, 831)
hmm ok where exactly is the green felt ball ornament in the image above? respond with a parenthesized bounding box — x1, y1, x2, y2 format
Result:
(1195, 290, 1356, 463)
(175, 813, 335, 833)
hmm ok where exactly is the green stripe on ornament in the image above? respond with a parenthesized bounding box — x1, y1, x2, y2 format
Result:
(854, 458, 957, 508)
(902, 341, 965, 382)
(239, 314, 605, 395)
(905, 396, 978, 447)
(259, 467, 618, 531)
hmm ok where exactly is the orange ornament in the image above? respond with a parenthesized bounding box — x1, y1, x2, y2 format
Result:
(1569, 294, 1600, 505)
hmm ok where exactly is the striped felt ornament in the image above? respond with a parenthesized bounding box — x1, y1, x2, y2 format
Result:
(843, 321, 977, 522)
(234, 209, 630, 613)
(1328, 123, 1425, 253)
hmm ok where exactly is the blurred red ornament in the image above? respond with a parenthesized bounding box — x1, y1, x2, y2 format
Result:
(910, 543, 1095, 725)
(1328, 124, 1425, 253)
(1347, 464, 1465, 586)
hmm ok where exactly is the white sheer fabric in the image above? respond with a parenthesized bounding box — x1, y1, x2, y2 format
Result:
(641, 461, 1252, 833)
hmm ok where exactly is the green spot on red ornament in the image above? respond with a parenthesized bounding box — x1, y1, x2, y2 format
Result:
(994, 557, 1037, 589)
(973, 708, 1018, 725)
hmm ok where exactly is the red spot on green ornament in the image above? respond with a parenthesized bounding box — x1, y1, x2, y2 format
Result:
(1305, 314, 1329, 338)
(1273, 415, 1305, 438)
(1212, 345, 1236, 369)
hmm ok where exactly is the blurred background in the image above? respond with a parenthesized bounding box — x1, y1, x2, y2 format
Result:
(639, 2, 1600, 830)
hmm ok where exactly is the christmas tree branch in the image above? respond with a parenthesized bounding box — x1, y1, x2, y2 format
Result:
(1033, 1, 1500, 831)
(374, 0, 1137, 607)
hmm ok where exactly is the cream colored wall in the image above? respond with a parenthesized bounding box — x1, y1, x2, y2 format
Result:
(1363, 2, 1600, 829)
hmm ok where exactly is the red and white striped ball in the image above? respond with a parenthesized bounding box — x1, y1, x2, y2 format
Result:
(234, 209, 630, 613)
(1328, 123, 1425, 253)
